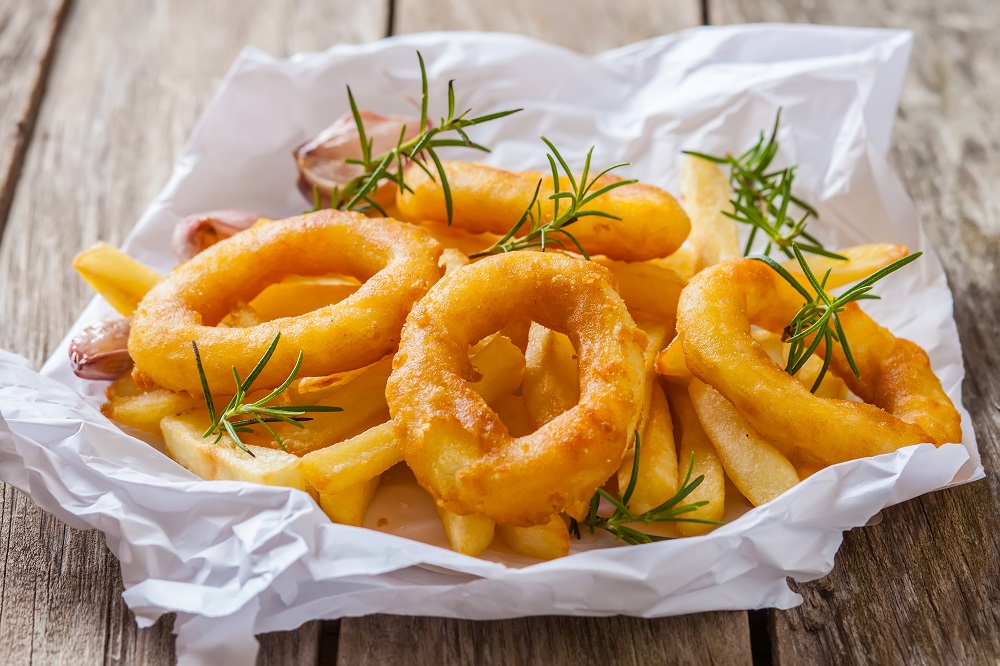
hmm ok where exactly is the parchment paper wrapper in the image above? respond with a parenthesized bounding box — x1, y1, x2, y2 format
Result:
(0, 25, 982, 665)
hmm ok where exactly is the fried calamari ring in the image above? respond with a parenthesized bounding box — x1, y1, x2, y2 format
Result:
(396, 161, 690, 262)
(677, 258, 961, 465)
(387, 252, 648, 526)
(129, 210, 442, 394)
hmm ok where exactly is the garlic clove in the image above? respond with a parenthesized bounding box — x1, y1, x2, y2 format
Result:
(69, 318, 133, 380)
(172, 210, 264, 261)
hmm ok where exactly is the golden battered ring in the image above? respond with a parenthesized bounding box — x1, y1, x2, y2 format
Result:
(676, 258, 961, 465)
(129, 210, 442, 394)
(387, 251, 648, 526)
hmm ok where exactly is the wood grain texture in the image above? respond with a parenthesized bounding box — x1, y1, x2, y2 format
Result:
(342, 3, 752, 664)
(338, 613, 751, 666)
(711, 0, 1000, 664)
(395, 0, 702, 53)
(0, 0, 387, 663)
(0, 0, 69, 241)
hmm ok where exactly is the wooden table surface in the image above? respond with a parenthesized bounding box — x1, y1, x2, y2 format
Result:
(0, 0, 996, 664)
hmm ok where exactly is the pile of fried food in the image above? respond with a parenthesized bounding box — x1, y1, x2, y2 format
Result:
(69, 55, 962, 561)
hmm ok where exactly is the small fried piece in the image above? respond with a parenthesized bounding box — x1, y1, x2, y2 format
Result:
(523, 324, 579, 429)
(102, 373, 201, 433)
(618, 382, 679, 514)
(436, 508, 496, 556)
(497, 515, 570, 560)
(679, 154, 740, 270)
(320, 476, 382, 527)
(665, 383, 725, 536)
(595, 257, 685, 322)
(72, 242, 162, 316)
(782, 243, 908, 290)
(249, 275, 361, 321)
(689, 379, 799, 506)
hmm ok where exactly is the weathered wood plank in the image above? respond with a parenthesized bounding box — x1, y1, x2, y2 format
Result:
(338, 613, 751, 666)
(0, 1, 387, 663)
(339, 4, 751, 666)
(710, 0, 1000, 663)
(0, 0, 69, 239)
(395, 0, 702, 53)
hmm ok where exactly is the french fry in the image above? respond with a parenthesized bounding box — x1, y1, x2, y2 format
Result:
(436, 508, 495, 556)
(491, 394, 533, 437)
(782, 243, 908, 290)
(102, 373, 201, 433)
(595, 257, 685, 322)
(320, 476, 381, 526)
(653, 245, 699, 281)
(301, 336, 526, 495)
(654, 336, 690, 381)
(665, 382, 725, 536)
(406, 219, 499, 256)
(72, 242, 162, 315)
(498, 515, 570, 560)
(161, 411, 311, 492)
(751, 329, 847, 399)
(617, 382, 679, 514)
(688, 379, 799, 506)
(633, 318, 671, 437)
(249, 275, 360, 321)
(523, 324, 578, 429)
(439, 247, 470, 275)
(679, 154, 740, 270)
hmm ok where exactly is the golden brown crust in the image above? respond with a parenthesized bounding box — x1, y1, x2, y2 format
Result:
(129, 210, 442, 393)
(675, 258, 961, 465)
(387, 251, 648, 526)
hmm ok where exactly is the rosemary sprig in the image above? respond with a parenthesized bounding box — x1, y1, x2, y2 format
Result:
(470, 138, 637, 260)
(568, 433, 724, 545)
(754, 244, 922, 392)
(685, 109, 844, 261)
(318, 51, 521, 223)
(192, 332, 342, 456)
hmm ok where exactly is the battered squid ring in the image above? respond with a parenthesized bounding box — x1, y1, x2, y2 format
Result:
(396, 160, 691, 262)
(677, 258, 962, 466)
(387, 252, 648, 526)
(129, 210, 442, 394)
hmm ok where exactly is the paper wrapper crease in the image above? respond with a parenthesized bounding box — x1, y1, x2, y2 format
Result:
(0, 24, 982, 665)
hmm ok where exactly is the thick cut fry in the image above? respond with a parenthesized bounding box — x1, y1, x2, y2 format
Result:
(594, 258, 685, 322)
(617, 383, 679, 514)
(408, 219, 499, 257)
(249, 275, 360, 321)
(633, 319, 671, 442)
(320, 476, 381, 526)
(782, 243, 908, 290)
(688, 379, 799, 506)
(679, 154, 740, 271)
(523, 324, 578, 429)
(652, 246, 699, 281)
(161, 411, 310, 492)
(751, 329, 847, 400)
(498, 515, 570, 560)
(665, 383, 725, 536)
(491, 394, 533, 437)
(654, 336, 690, 380)
(436, 508, 495, 556)
(102, 374, 201, 433)
(439, 247, 470, 275)
(302, 336, 526, 495)
(72, 242, 162, 316)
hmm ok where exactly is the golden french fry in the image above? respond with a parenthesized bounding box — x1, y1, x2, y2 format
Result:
(250, 275, 360, 321)
(436, 508, 495, 556)
(72, 242, 162, 316)
(439, 247, 470, 275)
(498, 515, 569, 560)
(217, 300, 262, 328)
(161, 411, 311, 492)
(689, 379, 799, 506)
(652, 245, 699, 281)
(782, 243, 908, 290)
(618, 382, 679, 514)
(654, 336, 690, 381)
(633, 318, 671, 436)
(320, 476, 381, 526)
(302, 336, 526, 495)
(665, 383, 725, 536)
(102, 373, 201, 433)
(680, 154, 740, 270)
(491, 394, 533, 437)
(595, 257, 685, 322)
(523, 324, 578, 429)
(407, 219, 499, 256)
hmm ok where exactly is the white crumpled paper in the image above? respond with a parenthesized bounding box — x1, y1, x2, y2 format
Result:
(0, 24, 983, 665)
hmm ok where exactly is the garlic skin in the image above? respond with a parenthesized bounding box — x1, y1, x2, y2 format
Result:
(69, 318, 133, 380)
(295, 110, 424, 209)
(171, 210, 263, 261)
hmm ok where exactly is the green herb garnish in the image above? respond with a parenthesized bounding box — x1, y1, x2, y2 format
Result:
(192, 332, 342, 456)
(471, 138, 636, 260)
(569, 433, 724, 545)
(754, 244, 922, 392)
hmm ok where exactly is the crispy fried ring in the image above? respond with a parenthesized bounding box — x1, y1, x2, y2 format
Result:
(677, 258, 961, 465)
(396, 161, 690, 261)
(387, 252, 648, 526)
(129, 210, 442, 393)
